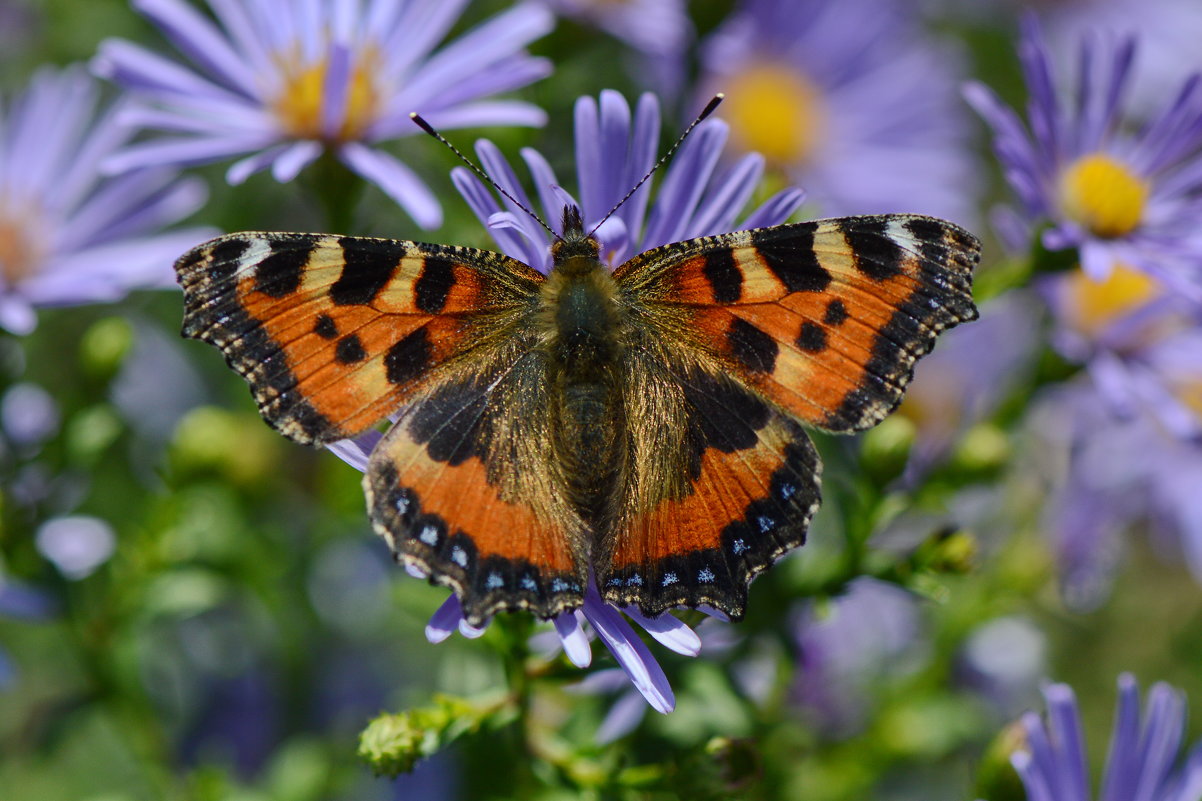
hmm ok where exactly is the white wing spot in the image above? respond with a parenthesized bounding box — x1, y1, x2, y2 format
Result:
(520, 575, 537, 591)
(627, 573, 643, 587)
(732, 539, 749, 554)
(451, 546, 467, 567)
(779, 483, 797, 500)
(395, 494, 410, 514)
(418, 525, 439, 546)
(698, 568, 715, 583)
(662, 572, 679, 586)
(485, 572, 504, 589)
(757, 515, 775, 533)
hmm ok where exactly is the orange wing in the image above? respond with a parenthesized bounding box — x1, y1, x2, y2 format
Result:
(598, 352, 821, 619)
(601, 214, 978, 618)
(176, 232, 542, 444)
(615, 215, 980, 432)
(364, 349, 588, 625)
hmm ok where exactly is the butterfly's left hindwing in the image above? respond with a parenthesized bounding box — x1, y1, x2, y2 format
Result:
(176, 232, 542, 445)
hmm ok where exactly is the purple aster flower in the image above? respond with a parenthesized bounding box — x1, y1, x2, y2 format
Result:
(1028, 324, 1202, 607)
(965, 16, 1202, 301)
(93, 0, 553, 229)
(0, 67, 214, 335)
(1012, 674, 1202, 801)
(698, 0, 978, 223)
(791, 577, 926, 736)
(329, 90, 803, 716)
(898, 292, 1040, 477)
(450, 89, 805, 274)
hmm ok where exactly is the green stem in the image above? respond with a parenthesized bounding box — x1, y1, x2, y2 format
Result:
(301, 150, 366, 233)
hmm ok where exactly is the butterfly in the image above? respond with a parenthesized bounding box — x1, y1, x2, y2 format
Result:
(176, 205, 979, 627)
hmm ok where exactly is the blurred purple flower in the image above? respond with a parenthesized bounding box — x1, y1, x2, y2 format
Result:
(1029, 328, 1202, 607)
(93, 0, 553, 229)
(0, 572, 55, 688)
(699, 0, 978, 223)
(0, 67, 214, 335)
(539, 0, 692, 94)
(1012, 674, 1202, 801)
(899, 292, 1040, 476)
(959, 616, 1047, 718)
(327, 90, 803, 716)
(965, 16, 1202, 301)
(1, 382, 59, 450)
(792, 577, 926, 736)
(36, 515, 117, 579)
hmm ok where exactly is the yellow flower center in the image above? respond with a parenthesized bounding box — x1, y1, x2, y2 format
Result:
(0, 209, 45, 287)
(1058, 153, 1149, 238)
(722, 62, 827, 165)
(1180, 381, 1202, 422)
(272, 49, 381, 142)
(1060, 263, 1160, 338)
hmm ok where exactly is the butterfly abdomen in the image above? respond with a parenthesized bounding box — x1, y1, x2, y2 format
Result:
(541, 254, 626, 529)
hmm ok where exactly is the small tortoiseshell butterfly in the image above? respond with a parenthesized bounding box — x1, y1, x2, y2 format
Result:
(176, 167, 979, 628)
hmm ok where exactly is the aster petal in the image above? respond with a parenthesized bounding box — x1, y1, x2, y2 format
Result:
(398, 5, 552, 111)
(226, 144, 291, 185)
(326, 429, 383, 472)
(740, 187, 806, 230)
(685, 153, 764, 239)
(1013, 749, 1058, 801)
(93, 39, 249, 104)
(641, 120, 725, 249)
(1101, 673, 1145, 801)
(398, 56, 552, 120)
(582, 590, 674, 714)
(321, 43, 353, 140)
(425, 595, 464, 644)
(132, 0, 258, 96)
(0, 296, 37, 336)
(622, 607, 701, 657)
(1044, 683, 1091, 801)
(377, 101, 546, 139)
(272, 140, 322, 183)
(379, 0, 471, 79)
(1134, 683, 1187, 801)
(554, 611, 592, 668)
(58, 172, 208, 253)
(205, 0, 275, 78)
(102, 134, 279, 174)
(596, 689, 648, 744)
(450, 167, 540, 269)
(339, 143, 442, 229)
(25, 229, 216, 304)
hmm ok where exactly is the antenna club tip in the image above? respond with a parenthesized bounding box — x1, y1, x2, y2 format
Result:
(699, 93, 725, 120)
(410, 112, 437, 136)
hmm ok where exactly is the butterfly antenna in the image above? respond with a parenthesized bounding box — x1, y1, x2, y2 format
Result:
(409, 112, 558, 240)
(586, 93, 725, 238)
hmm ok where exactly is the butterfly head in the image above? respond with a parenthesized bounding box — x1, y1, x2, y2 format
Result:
(551, 205, 601, 266)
